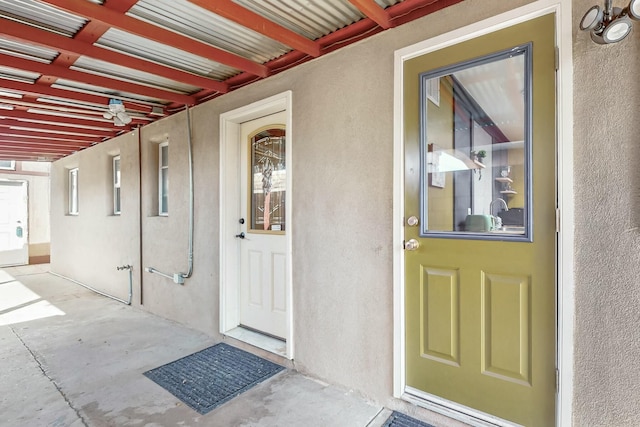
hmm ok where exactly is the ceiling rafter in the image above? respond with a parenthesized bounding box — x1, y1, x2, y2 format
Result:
(348, 0, 392, 29)
(2, 102, 147, 127)
(0, 128, 107, 142)
(0, 118, 115, 138)
(0, 138, 92, 148)
(0, 145, 75, 154)
(0, 18, 228, 94)
(0, 52, 196, 105)
(388, 0, 464, 26)
(187, 0, 320, 57)
(0, 142, 79, 153)
(38, 0, 270, 78)
(0, 109, 124, 132)
(0, 80, 159, 115)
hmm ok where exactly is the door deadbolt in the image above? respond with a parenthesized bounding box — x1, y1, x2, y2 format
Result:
(239, 218, 245, 224)
(404, 239, 419, 251)
(407, 216, 419, 227)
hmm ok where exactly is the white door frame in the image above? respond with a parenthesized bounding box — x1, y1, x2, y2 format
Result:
(219, 91, 294, 359)
(392, 1, 574, 426)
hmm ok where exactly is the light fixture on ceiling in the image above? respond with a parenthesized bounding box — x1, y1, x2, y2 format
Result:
(102, 98, 132, 126)
(580, 0, 640, 44)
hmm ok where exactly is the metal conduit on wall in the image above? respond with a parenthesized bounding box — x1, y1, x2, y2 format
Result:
(145, 106, 195, 285)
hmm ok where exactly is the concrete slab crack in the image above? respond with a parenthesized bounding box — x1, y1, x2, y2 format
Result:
(10, 326, 89, 427)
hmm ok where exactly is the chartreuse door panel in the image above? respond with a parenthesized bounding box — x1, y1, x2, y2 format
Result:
(404, 15, 556, 426)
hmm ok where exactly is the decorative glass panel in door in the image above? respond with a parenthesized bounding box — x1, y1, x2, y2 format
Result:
(250, 128, 286, 232)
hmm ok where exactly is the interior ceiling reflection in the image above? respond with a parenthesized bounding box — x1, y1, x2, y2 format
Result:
(453, 55, 525, 143)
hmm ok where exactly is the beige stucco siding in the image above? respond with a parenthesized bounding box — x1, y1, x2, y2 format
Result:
(48, 0, 640, 425)
(51, 133, 140, 303)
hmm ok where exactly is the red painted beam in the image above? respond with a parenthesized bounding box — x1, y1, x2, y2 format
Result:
(0, 128, 104, 142)
(0, 80, 160, 115)
(0, 18, 228, 93)
(0, 109, 120, 131)
(388, 0, 465, 26)
(0, 53, 196, 105)
(39, 0, 269, 78)
(0, 137, 92, 148)
(348, 0, 392, 29)
(0, 146, 76, 155)
(188, 0, 320, 57)
(0, 153, 61, 161)
(0, 117, 115, 137)
(0, 142, 79, 153)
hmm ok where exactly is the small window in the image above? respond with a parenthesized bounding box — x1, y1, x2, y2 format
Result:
(69, 168, 79, 215)
(0, 160, 15, 170)
(113, 155, 121, 215)
(158, 141, 168, 216)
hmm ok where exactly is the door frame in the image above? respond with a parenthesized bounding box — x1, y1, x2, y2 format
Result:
(392, 1, 574, 426)
(219, 91, 294, 359)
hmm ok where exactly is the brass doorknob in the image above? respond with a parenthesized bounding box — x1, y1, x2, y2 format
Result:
(404, 239, 420, 251)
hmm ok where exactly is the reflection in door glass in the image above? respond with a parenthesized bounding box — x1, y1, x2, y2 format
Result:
(250, 128, 286, 232)
(420, 45, 531, 240)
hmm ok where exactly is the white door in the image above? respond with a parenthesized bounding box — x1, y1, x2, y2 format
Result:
(238, 112, 287, 339)
(0, 180, 28, 267)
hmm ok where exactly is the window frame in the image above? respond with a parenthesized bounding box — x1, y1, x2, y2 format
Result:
(69, 167, 79, 215)
(113, 155, 121, 215)
(0, 160, 15, 170)
(158, 141, 168, 216)
(418, 43, 533, 242)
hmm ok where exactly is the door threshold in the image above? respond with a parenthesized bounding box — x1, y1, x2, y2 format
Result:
(224, 326, 287, 357)
(403, 387, 523, 427)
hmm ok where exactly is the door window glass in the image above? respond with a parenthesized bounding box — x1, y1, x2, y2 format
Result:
(249, 127, 285, 232)
(420, 45, 532, 240)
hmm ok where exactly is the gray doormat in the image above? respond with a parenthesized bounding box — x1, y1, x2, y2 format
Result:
(383, 411, 435, 427)
(143, 342, 285, 414)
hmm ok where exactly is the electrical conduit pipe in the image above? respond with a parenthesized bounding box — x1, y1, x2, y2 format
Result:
(145, 105, 194, 285)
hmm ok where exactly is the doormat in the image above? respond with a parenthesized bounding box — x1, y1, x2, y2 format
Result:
(383, 411, 435, 427)
(143, 342, 285, 414)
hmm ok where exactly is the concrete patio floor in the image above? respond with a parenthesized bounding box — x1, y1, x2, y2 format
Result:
(0, 265, 466, 427)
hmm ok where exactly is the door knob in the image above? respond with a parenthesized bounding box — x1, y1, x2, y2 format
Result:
(404, 239, 420, 251)
(235, 232, 245, 239)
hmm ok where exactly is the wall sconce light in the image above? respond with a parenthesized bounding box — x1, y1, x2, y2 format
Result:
(580, 0, 640, 44)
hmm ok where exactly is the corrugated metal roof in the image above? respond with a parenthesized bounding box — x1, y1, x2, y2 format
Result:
(53, 79, 169, 106)
(233, 0, 364, 40)
(71, 56, 201, 95)
(0, 36, 59, 63)
(128, 0, 291, 64)
(96, 28, 241, 81)
(0, 65, 40, 83)
(0, 0, 87, 37)
(374, 0, 404, 8)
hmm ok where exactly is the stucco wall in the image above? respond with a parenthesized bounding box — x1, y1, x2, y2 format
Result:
(49, 0, 640, 425)
(51, 132, 141, 303)
(572, 0, 640, 425)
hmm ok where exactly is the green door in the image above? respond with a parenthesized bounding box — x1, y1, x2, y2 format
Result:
(403, 15, 556, 426)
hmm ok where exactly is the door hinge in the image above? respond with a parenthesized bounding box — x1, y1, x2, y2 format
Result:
(556, 368, 560, 391)
(555, 46, 559, 71)
(555, 208, 560, 233)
